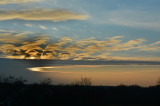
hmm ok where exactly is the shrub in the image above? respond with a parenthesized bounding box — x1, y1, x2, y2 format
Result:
(40, 78, 52, 85)
(157, 77, 160, 86)
(0, 75, 27, 85)
(14, 77, 27, 85)
(71, 77, 92, 86)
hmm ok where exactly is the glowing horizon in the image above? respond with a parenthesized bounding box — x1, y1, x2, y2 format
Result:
(27, 65, 160, 86)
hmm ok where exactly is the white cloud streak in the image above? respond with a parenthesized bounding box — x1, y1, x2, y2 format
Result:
(39, 25, 47, 30)
(25, 24, 33, 27)
(91, 10, 160, 30)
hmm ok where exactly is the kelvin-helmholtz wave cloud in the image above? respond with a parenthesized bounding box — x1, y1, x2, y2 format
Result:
(0, 33, 160, 61)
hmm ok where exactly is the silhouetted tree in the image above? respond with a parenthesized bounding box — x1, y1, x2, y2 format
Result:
(157, 77, 160, 86)
(117, 84, 127, 87)
(40, 78, 52, 85)
(71, 77, 92, 86)
(0, 75, 27, 85)
(14, 77, 27, 85)
(0, 76, 2, 84)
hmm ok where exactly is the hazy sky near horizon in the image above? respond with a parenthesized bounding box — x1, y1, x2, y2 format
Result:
(0, 0, 160, 61)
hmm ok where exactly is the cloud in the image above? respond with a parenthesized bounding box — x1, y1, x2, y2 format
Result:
(110, 39, 146, 51)
(0, 33, 26, 43)
(0, 33, 160, 61)
(0, 34, 50, 59)
(52, 27, 58, 31)
(39, 25, 47, 30)
(28, 65, 106, 72)
(0, 9, 88, 22)
(25, 24, 33, 27)
(0, 0, 41, 5)
(92, 10, 160, 31)
(139, 41, 160, 51)
(103, 56, 160, 61)
(0, 44, 17, 54)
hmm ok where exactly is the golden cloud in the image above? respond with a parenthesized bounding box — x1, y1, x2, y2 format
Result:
(0, 33, 160, 61)
(110, 39, 146, 51)
(139, 41, 160, 51)
(28, 65, 106, 72)
(0, 0, 41, 5)
(104, 56, 160, 61)
(0, 33, 26, 43)
(0, 9, 88, 22)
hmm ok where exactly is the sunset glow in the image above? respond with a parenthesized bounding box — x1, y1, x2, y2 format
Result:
(0, 0, 160, 86)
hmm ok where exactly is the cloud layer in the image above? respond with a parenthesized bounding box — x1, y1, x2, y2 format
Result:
(0, 9, 88, 22)
(0, 33, 160, 61)
(92, 10, 160, 31)
(0, 0, 40, 4)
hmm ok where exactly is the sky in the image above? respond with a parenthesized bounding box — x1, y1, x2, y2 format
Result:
(0, 0, 160, 61)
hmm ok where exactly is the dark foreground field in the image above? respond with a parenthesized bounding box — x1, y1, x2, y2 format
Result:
(0, 84, 160, 106)
(0, 76, 160, 106)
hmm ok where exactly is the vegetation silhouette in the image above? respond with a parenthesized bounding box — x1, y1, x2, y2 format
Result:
(39, 78, 52, 86)
(0, 75, 160, 105)
(0, 75, 27, 85)
(71, 77, 92, 86)
(157, 77, 160, 86)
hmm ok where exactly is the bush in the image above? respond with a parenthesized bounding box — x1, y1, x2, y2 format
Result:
(71, 77, 92, 86)
(14, 77, 27, 85)
(157, 77, 160, 86)
(40, 78, 52, 85)
(0, 75, 27, 85)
